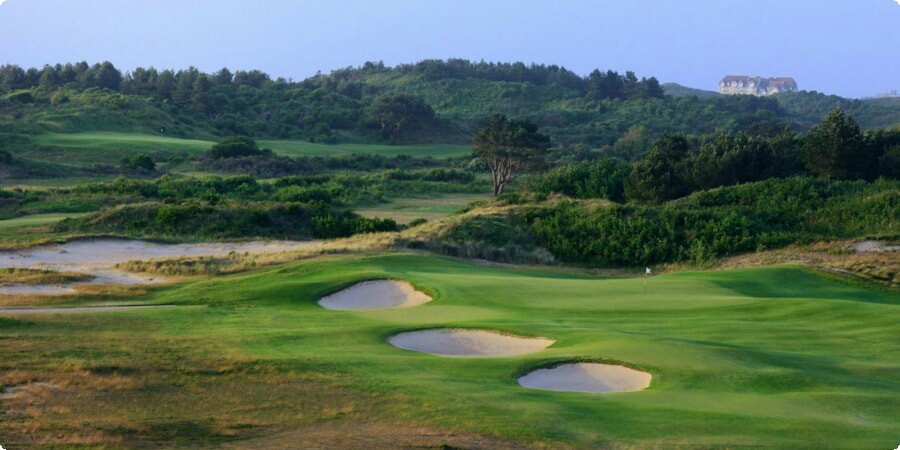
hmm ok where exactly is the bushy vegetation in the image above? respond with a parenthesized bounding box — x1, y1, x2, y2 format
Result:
(3, 59, 896, 147)
(426, 178, 898, 267)
(56, 200, 397, 240)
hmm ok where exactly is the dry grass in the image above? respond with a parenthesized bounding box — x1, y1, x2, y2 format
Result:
(0, 317, 534, 449)
(0, 268, 94, 285)
(115, 232, 401, 276)
(665, 240, 899, 288)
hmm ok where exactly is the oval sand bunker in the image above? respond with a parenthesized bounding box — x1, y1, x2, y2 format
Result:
(319, 280, 431, 310)
(518, 362, 651, 393)
(389, 329, 554, 356)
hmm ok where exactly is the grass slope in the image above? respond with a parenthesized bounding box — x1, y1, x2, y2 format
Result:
(1, 254, 897, 448)
(22, 132, 470, 165)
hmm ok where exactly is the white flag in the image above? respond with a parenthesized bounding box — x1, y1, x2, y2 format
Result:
(645, 267, 652, 274)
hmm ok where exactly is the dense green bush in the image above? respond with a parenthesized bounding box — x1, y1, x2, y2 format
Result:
(56, 201, 398, 240)
(432, 177, 898, 267)
(527, 159, 630, 201)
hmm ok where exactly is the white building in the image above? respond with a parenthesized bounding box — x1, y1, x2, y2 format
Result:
(719, 76, 798, 96)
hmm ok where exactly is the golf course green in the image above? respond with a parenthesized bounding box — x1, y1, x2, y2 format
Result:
(2, 253, 897, 448)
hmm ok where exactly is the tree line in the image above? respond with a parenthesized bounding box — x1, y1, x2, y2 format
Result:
(478, 108, 899, 201)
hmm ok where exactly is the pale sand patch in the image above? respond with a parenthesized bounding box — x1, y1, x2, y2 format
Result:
(388, 329, 554, 356)
(0, 238, 320, 296)
(319, 280, 431, 310)
(852, 240, 900, 253)
(518, 362, 651, 393)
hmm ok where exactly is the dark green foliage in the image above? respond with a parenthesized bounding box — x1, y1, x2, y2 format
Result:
(120, 153, 155, 171)
(8, 59, 893, 146)
(368, 95, 435, 144)
(57, 201, 397, 240)
(205, 136, 267, 159)
(690, 132, 778, 190)
(624, 133, 693, 203)
(803, 108, 869, 180)
(525, 178, 898, 266)
(471, 114, 551, 195)
(431, 177, 898, 267)
(528, 159, 630, 201)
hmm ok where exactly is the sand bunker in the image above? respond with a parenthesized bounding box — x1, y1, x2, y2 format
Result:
(319, 280, 432, 310)
(518, 362, 651, 393)
(0, 238, 320, 296)
(388, 329, 554, 356)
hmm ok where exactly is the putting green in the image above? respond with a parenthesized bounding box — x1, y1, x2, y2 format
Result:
(2, 253, 898, 448)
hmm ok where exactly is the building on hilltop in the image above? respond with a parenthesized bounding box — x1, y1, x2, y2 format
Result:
(719, 76, 798, 96)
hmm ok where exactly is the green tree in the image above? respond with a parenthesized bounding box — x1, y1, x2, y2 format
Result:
(120, 154, 156, 171)
(802, 108, 868, 180)
(206, 137, 266, 159)
(368, 95, 435, 144)
(472, 114, 551, 195)
(624, 133, 692, 203)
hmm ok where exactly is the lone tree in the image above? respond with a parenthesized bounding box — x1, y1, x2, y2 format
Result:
(803, 107, 872, 180)
(471, 114, 551, 195)
(368, 95, 435, 144)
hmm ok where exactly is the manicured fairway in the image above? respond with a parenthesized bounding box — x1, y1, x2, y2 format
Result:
(26, 132, 470, 162)
(352, 193, 490, 224)
(0, 213, 86, 248)
(258, 139, 471, 158)
(1, 254, 898, 448)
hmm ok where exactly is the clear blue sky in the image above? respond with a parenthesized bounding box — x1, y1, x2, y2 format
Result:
(0, 0, 897, 98)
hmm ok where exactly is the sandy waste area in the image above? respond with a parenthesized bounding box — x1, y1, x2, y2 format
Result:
(0, 238, 319, 296)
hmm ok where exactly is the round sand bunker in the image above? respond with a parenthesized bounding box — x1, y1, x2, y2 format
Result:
(518, 362, 651, 393)
(318, 280, 432, 310)
(388, 329, 554, 356)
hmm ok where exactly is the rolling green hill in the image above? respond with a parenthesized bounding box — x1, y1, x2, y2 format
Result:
(3, 59, 899, 151)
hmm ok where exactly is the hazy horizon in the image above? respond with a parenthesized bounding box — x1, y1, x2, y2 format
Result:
(0, 0, 898, 98)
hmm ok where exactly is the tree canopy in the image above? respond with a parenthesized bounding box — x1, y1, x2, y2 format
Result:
(471, 114, 551, 195)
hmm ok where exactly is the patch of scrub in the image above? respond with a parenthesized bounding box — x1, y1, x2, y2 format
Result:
(319, 280, 432, 310)
(0, 238, 320, 296)
(388, 329, 554, 356)
(518, 362, 651, 393)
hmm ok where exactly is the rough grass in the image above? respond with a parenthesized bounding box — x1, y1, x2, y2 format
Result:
(0, 268, 94, 285)
(351, 193, 491, 224)
(1, 254, 898, 448)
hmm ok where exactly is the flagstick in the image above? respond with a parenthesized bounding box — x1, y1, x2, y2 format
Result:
(643, 272, 647, 294)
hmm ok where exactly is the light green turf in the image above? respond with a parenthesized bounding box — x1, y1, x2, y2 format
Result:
(31, 132, 215, 153)
(257, 139, 470, 158)
(27, 132, 470, 161)
(352, 193, 490, 224)
(0, 213, 86, 229)
(4, 254, 897, 447)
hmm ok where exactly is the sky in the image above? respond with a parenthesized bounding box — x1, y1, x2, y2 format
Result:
(0, 0, 898, 98)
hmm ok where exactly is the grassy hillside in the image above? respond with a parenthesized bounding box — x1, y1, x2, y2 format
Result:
(1, 254, 897, 447)
(3, 60, 899, 151)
